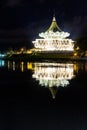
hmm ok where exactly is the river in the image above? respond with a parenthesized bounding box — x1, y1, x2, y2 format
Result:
(0, 60, 87, 129)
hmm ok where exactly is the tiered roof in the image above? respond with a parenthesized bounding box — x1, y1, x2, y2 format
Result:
(39, 15, 70, 39)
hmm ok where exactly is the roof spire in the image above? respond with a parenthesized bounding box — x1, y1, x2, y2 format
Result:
(47, 10, 62, 32)
(53, 9, 56, 21)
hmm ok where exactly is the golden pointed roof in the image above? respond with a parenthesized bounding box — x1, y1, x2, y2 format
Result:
(39, 15, 70, 39)
(47, 15, 62, 32)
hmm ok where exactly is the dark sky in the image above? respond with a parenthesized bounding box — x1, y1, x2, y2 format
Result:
(0, 0, 87, 51)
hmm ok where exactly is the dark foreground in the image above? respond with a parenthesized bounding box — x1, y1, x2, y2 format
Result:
(0, 61, 87, 130)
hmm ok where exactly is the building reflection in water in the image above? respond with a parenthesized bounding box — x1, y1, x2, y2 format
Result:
(6, 61, 82, 99)
(32, 62, 76, 99)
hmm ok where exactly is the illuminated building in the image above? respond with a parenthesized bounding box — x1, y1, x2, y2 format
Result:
(32, 15, 74, 52)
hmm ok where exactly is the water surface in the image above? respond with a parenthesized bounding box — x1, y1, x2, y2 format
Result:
(0, 60, 87, 129)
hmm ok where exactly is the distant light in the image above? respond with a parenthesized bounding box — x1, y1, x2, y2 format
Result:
(74, 52, 77, 56)
(27, 62, 33, 70)
(20, 62, 24, 72)
(0, 54, 6, 58)
(13, 61, 15, 71)
(27, 50, 32, 54)
(76, 46, 80, 50)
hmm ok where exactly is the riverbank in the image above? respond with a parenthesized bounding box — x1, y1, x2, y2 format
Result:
(2, 52, 87, 62)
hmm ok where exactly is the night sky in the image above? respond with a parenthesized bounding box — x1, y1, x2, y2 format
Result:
(0, 0, 87, 51)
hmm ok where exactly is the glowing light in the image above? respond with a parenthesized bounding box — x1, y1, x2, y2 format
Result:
(20, 62, 24, 72)
(27, 50, 32, 54)
(39, 31, 70, 39)
(13, 61, 15, 71)
(0, 60, 5, 67)
(27, 62, 33, 70)
(76, 46, 80, 50)
(74, 52, 78, 56)
(0, 54, 6, 58)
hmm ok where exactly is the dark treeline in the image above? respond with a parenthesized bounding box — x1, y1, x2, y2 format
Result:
(75, 35, 87, 51)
